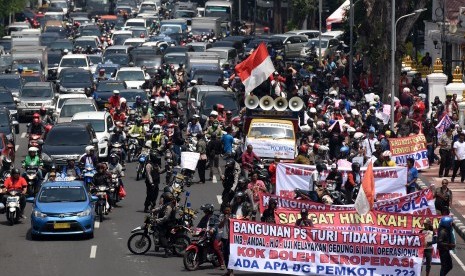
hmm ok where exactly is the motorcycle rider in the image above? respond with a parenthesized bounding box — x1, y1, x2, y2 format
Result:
(295, 208, 313, 227)
(345, 162, 362, 204)
(108, 90, 121, 109)
(61, 157, 81, 179)
(308, 162, 326, 192)
(197, 203, 215, 228)
(231, 191, 252, 220)
(27, 114, 45, 138)
(205, 120, 222, 138)
(153, 192, 177, 258)
(144, 151, 166, 212)
(108, 153, 125, 202)
(150, 124, 165, 151)
(1, 168, 27, 218)
(186, 115, 202, 137)
(92, 163, 113, 213)
(128, 117, 146, 147)
(39, 106, 54, 126)
(295, 144, 310, 164)
(79, 145, 97, 167)
(21, 147, 44, 188)
(108, 126, 127, 163)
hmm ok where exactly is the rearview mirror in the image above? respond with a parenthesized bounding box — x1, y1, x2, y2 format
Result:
(92, 138, 98, 144)
(37, 139, 44, 145)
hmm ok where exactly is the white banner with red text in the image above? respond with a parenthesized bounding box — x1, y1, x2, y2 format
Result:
(258, 189, 436, 215)
(276, 163, 407, 200)
(228, 219, 425, 276)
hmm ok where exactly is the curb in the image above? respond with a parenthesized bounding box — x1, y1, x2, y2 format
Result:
(417, 176, 465, 241)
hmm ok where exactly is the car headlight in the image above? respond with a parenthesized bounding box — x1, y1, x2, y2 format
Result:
(33, 210, 47, 218)
(77, 208, 91, 217)
(42, 153, 52, 163)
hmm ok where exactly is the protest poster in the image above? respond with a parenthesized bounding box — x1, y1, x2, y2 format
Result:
(388, 134, 429, 170)
(259, 189, 436, 215)
(435, 114, 452, 139)
(276, 163, 407, 200)
(228, 219, 425, 276)
(180, 151, 199, 171)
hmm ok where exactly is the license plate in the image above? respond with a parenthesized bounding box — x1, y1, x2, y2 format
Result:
(7, 197, 18, 202)
(54, 222, 71, 229)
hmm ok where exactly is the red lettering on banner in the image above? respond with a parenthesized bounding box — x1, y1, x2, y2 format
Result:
(372, 170, 398, 178)
(377, 193, 403, 200)
(238, 247, 264, 258)
(269, 250, 315, 262)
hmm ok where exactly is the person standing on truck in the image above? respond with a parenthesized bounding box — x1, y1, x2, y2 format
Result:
(241, 145, 260, 180)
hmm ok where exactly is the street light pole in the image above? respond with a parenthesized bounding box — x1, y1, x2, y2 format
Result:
(253, 0, 257, 34)
(390, 5, 427, 130)
(349, 0, 354, 94)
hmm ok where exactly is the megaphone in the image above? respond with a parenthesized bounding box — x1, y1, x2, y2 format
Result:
(289, 96, 304, 111)
(259, 96, 274, 110)
(245, 95, 259, 109)
(274, 97, 288, 111)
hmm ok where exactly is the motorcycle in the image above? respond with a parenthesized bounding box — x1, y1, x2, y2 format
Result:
(110, 142, 124, 164)
(109, 173, 121, 206)
(183, 228, 222, 271)
(127, 133, 142, 163)
(28, 134, 42, 152)
(82, 164, 96, 188)
(127, 208, 191, 256)
(24, 165, 40, 196)
(136, 149, 149, 181)
(164, 149, 175, 184)
(91, 185, 110, 222)
(3, 189, 22, 225)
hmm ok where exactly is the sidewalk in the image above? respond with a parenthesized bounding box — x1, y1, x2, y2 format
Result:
(418, 164, 465, 240)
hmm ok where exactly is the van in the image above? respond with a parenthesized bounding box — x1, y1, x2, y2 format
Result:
(206, 47, 237, 66)
(125, 18, 147, 29)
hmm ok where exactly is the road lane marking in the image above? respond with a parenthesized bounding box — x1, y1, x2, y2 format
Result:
(451, 251, 465, 272)
(15, 145, 19, 151)
(21, 132, 26, 138)
(90, 245, 97, 258)
(216, 195, 222, 205)
(212, 175, 217, 183)
(94, 221, 100, 229)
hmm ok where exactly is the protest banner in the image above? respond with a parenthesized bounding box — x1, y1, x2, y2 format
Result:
(435, 114, 452, 139)
(276, 163, 407, 200)
(259, 189, 436, 215)
(180, 151, 199, 171)
(228, 219, 425, 276)
(388, 134, 429, 170)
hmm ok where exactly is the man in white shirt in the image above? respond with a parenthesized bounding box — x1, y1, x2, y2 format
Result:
(451, 132, 465, 183)
(270, 72, 284, 97)
(362, 128, 379, 158)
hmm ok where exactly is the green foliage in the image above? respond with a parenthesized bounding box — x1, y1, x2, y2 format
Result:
(289, 0, 316, 29)
(0, 0, 27, 18)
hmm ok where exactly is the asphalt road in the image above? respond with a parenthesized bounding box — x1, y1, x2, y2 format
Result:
(0, 124, 465, 276)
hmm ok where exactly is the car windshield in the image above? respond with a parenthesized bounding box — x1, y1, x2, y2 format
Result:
(72, 119, 105, 132)
(134, 57, 161, 67)
(104, 55, 129, 66)
(50, 41, 73, 50)
(202, 95, 236, 115)
(116, 70, 144, 81)
(246, 39, 265, 49)
(193, 72, 221, 84)
(58, 97, 84, 109)
(120, 91, 147, 102)
(0, 93, 13, 104)
(307, 40, 328, 48)
(160, 25, 181, 34)
(74, 40, 98, 48)
(38, 186, 87, 203)
(249, 125, 295, 139)
(96, 82, 125, 91)
(46, 128, 90, 146)
(126, 21, 145, 27)
(48, 54, 62, 66)
(0, 78, 21, 90)
(21, 87, 52, 97)
(0, 113, 10, 127)
(60, 71, 91, 83)
(60, 58, 87, 67)
(0, 40, 12, 52)
(12, 62, 41, 72)
(190, 29, 210, 35)
(113, 35, 132, 45)
(163, 55, 185, 64)
(60, 104, 96, 117)
(175, 11, 195, 18)
(89, 55, 103, 65)
(41, 35, 58, 46)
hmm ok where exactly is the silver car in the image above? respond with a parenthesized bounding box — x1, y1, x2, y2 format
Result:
(17, 82, 56, 119)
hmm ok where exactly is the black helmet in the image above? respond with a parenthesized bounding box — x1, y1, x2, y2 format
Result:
(135, 117, 142, 125)
(11, 168, 20, 175)
(316, 162, 326, 172)
(149, 151, 161, 165)
(161, 192, 174, 202)
(163, 186, 174, 194)
(352, 162, 361, 171)
(301, 208, 308, 216)
(200, 203, 214, 213)
(225, 159, 235, 168)
(238, 177, 247, 186)
(235, 191, 244, 199)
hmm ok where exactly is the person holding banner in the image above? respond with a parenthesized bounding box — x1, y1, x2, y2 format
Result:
(439, 128, 453, 177)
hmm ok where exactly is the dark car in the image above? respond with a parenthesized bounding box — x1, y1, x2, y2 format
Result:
(47, 51, 63, 81)
(130, 46, 163, 60)
(0, 39, 12, 53)
(133, 55, 162, 77)
(40, 33, 60, 47)
(163, 46, 188, 56)
(43, 26, 67, 39)
(0, 107, 19, 144)
(212, 40, 244, 57)
(191, 69, 224, 85)
(94, 80, 127, 109)
(80, 25, 102, 37)
(0, 55, 13, 73)
(0, 74, 24, 97)
(244, 38, 283, 54)
(119, 89, 148, 107)
(103, 53, 131, 67)
(41, 123, 98, 167)
(57, 68, 94, 95)
(199, 91, 239, 126)
(49, 39, 74, 52)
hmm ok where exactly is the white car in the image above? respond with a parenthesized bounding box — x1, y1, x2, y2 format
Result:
(55, 93, 89, 115)
(57, 54, 91, 75)
(55, 98, 98, 123)
(71, 111, 114, 158)
(115, 67, 149, 89)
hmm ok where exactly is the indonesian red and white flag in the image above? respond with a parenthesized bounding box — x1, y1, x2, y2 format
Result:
(235, 43, 275, 94)
(354, 161, 375, 215)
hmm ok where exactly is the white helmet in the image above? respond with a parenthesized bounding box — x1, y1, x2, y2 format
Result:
(382, 150, 392, 158)
(28, 147, 39, 152)
(210, 110, 218, 116)
(85, 145, 95, 154)
(351, 109, 360, 116)
(403, 87, 410, 93)
(152, 124, 162, 133)
(120, 97, 127, 104)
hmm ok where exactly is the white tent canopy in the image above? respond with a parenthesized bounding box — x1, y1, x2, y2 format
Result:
(326, 0, 350, 31)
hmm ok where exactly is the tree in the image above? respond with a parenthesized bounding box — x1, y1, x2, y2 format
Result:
(352, 0, 429, 100)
